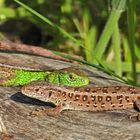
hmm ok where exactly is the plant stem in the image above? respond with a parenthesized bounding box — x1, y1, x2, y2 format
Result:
(127, 0, 136, 84)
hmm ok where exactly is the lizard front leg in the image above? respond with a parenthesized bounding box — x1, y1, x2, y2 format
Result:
(30, 104, 63, 117)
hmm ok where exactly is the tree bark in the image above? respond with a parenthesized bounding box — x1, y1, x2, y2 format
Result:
(0, 52, 139, 140)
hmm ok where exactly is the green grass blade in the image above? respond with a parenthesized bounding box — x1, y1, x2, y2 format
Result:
(127, 0, 136, 84)
(93, 0, 126, 63)
(0, 33, 5, 40)
(122, 36, 131, 62)
(107, 62, 140, 73)
(85, 26, 97, 62)
(112, 23, 122, 76)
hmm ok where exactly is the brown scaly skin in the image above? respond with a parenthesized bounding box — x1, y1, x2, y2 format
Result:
(0, 67, 15, 82)
(21, 81, 140, 120)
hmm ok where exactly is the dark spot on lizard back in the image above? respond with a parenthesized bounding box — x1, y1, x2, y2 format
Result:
(68, 93, 74, 98)
(128, 87, 135, 92)
(74, 95, 80, 101)
(101, 103, 105, 108)
(62, 91, 66, 97)
(112, 92, 117, 94)
(118, 104, 123, 108)
(74, 87, 80, 92)
(78, 103, 83, 106)
(117, 95, 123, 100)
(91, 95, 96, 102)
(98, 96, 103, 102)
(84, 87, 91, 92)
(82, 95, 88, 102)
(106, 96, 111, 102)
(87, 101, 90, 104)
(62, 103, 66, 106)
(110, 102, 115, 108)
(102, 87, 108, 93)
(57, 90, 62, 93)
(130, 91, 137, 94)
(125, 96, 130, 102)
(91, 90, 97, 94)
(93, 103, 97, 108)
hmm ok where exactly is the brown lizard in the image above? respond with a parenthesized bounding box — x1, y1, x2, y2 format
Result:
(21, 81, 140, 120)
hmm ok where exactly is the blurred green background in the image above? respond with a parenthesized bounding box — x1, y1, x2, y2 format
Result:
(0, 0, 140, 85)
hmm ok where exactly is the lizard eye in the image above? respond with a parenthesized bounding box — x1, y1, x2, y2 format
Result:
(48, 91, 52, 98)
(35, 88, 39, 92)
(69, 74, 74, 79)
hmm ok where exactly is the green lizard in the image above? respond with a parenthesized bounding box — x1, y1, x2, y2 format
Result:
(0, 65, 89, 87)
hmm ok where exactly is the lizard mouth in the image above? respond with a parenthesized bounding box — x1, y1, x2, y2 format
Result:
(21, 85, 28, 96)
(21, 85, 34, 97)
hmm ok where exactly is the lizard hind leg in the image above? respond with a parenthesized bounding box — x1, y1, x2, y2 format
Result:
(130, 100, 140, 121)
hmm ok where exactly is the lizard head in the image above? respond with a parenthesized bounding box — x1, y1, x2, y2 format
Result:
(21, 82, 56, 102)
(47, 69, 89, 87)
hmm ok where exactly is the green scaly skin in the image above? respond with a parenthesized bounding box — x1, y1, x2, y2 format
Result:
(0, 69, 49, 86)
(0, 67, 89, 87)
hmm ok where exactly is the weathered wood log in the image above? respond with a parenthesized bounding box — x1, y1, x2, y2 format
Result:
(0, 52, 140, 140)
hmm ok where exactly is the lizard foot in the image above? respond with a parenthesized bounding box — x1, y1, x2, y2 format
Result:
(30, 108, 47, 117)
(129, 113, 140, 121)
